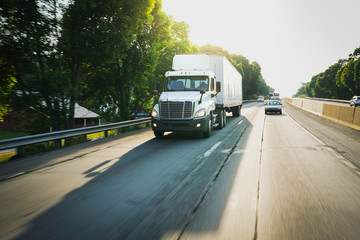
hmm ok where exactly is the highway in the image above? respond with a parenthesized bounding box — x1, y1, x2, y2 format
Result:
(1, 101, 360, 240)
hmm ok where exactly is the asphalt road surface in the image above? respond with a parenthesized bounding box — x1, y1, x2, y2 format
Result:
(1, 101, 360, 240)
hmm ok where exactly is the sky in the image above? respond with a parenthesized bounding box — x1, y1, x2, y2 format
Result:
(161, 0, 360, 97)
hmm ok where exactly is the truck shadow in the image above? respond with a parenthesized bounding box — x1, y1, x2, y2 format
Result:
(14, 116, 254, 240)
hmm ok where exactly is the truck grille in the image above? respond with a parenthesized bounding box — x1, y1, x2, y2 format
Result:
(160, 101, 193, 119)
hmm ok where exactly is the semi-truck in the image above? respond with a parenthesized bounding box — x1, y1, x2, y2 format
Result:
(151, 54, 242, 138)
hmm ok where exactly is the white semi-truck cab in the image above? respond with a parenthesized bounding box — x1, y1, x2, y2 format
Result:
(151, 54, 242, 138)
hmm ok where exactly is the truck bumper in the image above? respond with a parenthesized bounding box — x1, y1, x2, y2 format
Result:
(151, 117, 208, 132)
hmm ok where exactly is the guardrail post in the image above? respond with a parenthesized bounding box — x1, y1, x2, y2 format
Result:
(121, 127, 125, 133)
(54, 139, 61, 149)
(104, 130, 108, 137)
(16, 146, 23, 158)
(82, 134, 87, 142)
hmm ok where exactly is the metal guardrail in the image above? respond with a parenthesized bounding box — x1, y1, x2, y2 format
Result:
(0, 101, 257, 153)
(295, 97, 349, 104)
(0, 117, 151, 151)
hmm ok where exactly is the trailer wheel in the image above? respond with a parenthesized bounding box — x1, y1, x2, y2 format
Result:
(154, 131, 164, 138)
(232, 106, 241, 117)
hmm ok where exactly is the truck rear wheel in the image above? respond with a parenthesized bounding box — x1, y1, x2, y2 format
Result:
(217, 109, 226, 129)
(216, 110, 226, 129)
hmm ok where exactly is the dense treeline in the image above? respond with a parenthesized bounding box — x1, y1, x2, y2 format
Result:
(197, 45, 273, 101)
(294, 47, 360, 99)
(1, 0, 272, 133)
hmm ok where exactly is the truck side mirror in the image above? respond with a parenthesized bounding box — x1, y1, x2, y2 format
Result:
(216, 82, 221, 93)
(156, 82, 160, 91)
(153, 82, 160, 95)
(199, 90, 206, 104)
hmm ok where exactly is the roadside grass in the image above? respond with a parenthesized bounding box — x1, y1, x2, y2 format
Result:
(0, 129, 30, 140)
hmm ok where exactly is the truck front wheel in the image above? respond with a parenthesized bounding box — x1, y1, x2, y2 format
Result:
(203, 115, 212, 138)
(154, 131, 164, 138)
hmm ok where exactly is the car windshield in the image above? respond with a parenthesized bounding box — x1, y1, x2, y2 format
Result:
(165, 76, 209, 91)
(267, 101, 280, 105)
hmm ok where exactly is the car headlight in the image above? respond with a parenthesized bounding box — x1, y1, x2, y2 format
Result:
(194, 108, 206, 118)
(152, 109, 159, 118)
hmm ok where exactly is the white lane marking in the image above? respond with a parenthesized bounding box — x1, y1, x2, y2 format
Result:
(229, 193, 239, 208)
(221, 149, 232, 154)
(6, 172, 26, 180)
(204, 142, 221, 157)
(238, 120, 243, 125)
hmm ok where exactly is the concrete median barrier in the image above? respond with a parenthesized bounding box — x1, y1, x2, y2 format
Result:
(287, 98, 360, 131)
(302, 100, 323, 116)
(322, 104, 341, 122)
(353, 107, 360, 129)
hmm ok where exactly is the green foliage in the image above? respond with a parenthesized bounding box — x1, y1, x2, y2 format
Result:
(78, 1, 199, 121)
(0, 129, 30, 140)
(0, 58, 16, 121)
(199, 44, 273, 99)
(295, 47, 360, 99)
(1, 0, 270, 134)
(21, 141, 55, 157)
(293, 82, 312, 98)
(1, 0, 71, 130)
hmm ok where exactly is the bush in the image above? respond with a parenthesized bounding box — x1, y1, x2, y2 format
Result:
(21, 141, 55, 157)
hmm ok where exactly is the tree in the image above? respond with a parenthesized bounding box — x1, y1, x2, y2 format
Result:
(79, 3, 200, 121)
(198, 45, 273, 99)
(336, 48, 360, 97)
(0, 0, 69, 131)
(0, 59, 16, 122)
(61, 0, 157, 126)
(295, 47, 360, 100)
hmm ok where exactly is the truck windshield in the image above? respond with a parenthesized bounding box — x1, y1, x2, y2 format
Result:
(165, 76, 209, 91)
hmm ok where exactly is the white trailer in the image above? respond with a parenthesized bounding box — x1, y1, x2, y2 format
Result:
(208, 55, 243, 116)
(151, 54, 243, 138)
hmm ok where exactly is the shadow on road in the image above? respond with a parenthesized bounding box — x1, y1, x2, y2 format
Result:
(13, 116, 253, 240)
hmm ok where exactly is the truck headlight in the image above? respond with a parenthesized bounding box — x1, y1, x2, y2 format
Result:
(152, 109, 159, 118)
(194, 108, 206, 118)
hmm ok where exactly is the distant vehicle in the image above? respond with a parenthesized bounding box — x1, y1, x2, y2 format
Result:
(270, 96, 280, 101)
(269, 92, 279, 98)
(257, 96, 264, 102)
(350, 96, 360, 107)
(265, 100, 282, 114)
